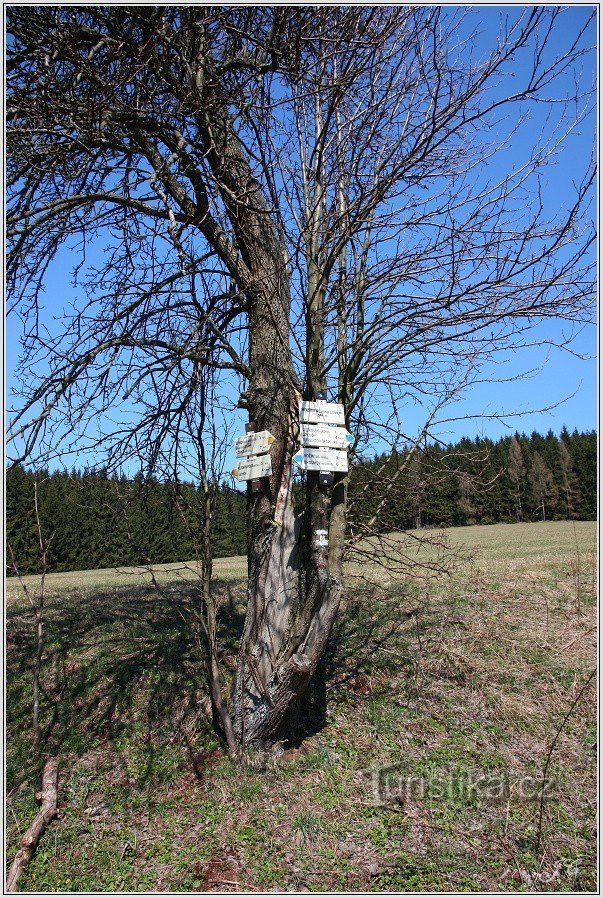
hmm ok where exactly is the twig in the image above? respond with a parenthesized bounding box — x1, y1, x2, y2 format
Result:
(8, 803, 23, 840)
(557, 626, 596, 655)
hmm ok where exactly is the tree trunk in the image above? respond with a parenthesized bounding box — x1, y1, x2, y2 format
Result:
(231, 301, 343, 748)
(194, 85, 344, 749)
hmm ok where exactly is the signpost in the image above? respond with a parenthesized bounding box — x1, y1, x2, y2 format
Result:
(300, 423, 353, 449)
(299, 401, 345, 426)
(235, 430, 275, 458)
(232, 401, 352, 486)
(292, 447, 349, 472)
(232, 422, 273, 490)
(231, 453, 273, 481)
(296, 399, 352, 485)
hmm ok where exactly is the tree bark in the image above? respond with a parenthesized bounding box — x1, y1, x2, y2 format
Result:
(232, 291, 343, 747)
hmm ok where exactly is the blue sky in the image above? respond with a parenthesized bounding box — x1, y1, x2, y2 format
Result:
(427, 5, 597, 443)
(5, 5, 597, 476)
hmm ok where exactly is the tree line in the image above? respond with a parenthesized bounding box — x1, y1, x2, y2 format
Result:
(6, 469, 247, 575)
(349, 427, 596, 534)
(6, 427, 596, 576)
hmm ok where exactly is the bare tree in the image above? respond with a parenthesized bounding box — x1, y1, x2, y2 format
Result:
(6, 7, 595, 748)
(529, 452, 558, 522)
(7, 481, 52, 745)
(508, 436, 526, 522)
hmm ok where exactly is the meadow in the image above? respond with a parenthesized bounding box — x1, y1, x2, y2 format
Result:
(6, 521, 597, 892)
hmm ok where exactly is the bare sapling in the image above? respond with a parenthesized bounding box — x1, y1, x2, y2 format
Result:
(7, 480, 53, 746)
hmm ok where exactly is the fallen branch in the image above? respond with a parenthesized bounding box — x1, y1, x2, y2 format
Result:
(6, 758, 59, 892)
(557, 626, 596, 655)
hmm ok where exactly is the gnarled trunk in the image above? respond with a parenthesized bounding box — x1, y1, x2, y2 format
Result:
(231, 303, 344, 748)
(195, 65, 345, 749)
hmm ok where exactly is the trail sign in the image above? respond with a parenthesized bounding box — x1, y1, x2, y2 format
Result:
(231, 454, 273, 481)
(300, 423, 354, 449)
(235, 430, 275, 457)
(299, 401, 345, 426)
(292, 447, 349, 472)
(318, 471, 333, 489)
(314, 529, 329, 547)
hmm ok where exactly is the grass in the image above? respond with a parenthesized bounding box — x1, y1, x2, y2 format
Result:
(6, 555, 248, 604)
(6, 521, 597, 892)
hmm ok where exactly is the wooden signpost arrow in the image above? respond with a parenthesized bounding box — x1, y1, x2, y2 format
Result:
(231, 453, 273, 481)
(292, 447, 349, 473)
(232, 422, 273, 489)
(235, 430, 275, 457)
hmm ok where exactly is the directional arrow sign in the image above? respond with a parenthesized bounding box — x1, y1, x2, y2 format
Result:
(300, 423, 354, 449)
(299, 401, 345, 426)
(292, 447, 349, 472)
(234, 430, 275, 458)
(231, 454, 273, 481)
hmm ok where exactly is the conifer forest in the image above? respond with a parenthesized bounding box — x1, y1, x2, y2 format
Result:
(7, 428, 596, 576)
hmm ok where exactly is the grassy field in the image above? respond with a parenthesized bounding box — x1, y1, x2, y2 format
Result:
(6, 521, 597, 891)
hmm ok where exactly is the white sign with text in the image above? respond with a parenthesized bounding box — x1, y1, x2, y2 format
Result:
(300, 423, 354, 449)
(234, 430, 275, 457)
(292, 447, 349, 472)
(299, 401, 345, 426)
(232, 454, 273, 481)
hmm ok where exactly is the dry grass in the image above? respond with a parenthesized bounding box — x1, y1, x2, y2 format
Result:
(8, 520, 594, 602)
(6, 554, 248, 604)
(6, 520, 597, 892)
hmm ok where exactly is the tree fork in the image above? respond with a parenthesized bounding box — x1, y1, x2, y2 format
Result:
(231, 267, 343, 748)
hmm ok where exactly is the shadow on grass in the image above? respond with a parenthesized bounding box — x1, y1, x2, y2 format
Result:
(6, 581, 245, 790)
(7, 580, 416, 780)
(298, 590, 417, 745)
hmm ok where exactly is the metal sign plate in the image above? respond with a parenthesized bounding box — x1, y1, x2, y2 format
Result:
(299, 401, 345, 426)
(234, 430, 275, 457)
(300, 423, 354, 449)
(292, 447, 349, 472)
(231, 454, 273, 481)
(314, 529, 329, 547)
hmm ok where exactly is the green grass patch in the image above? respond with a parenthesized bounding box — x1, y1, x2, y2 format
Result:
(6, 521, 596, 892)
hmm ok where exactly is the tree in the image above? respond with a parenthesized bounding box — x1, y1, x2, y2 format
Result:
(458, 474, 479, 526)
(6, 7, 595, 749)
(529, 452, 558, 522)
(558, 438, 581, 520)
(508, 436, 526, 522)
(566, 428, 596, 520)
(406, 451, 426, 531)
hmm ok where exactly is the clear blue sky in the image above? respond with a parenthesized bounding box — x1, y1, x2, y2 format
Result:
(5, 6, 597, 476)
(390, 5, 597, 446)
(428, 5, 597, 444)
